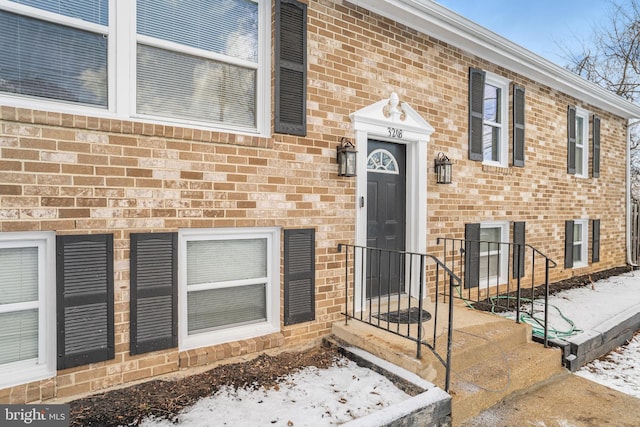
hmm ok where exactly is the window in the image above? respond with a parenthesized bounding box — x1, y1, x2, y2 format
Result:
(367, 149, 399, 174)
(0, 1, 109, 106)
(572, 220, 588, 267)
(0, 232, 55, 389)
(178, 227, 280, 350)
(483, 75, 509, 166)
(564, 219, 588, 268)
(0, 0, 270, 135)
(574, 108, 589, 177)
(468, 68, 510, 167)
(479, 222, 509, 286)
(567, 106, 591, 177)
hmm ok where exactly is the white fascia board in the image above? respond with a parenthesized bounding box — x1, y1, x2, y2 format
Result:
(351, 0, 640, 119)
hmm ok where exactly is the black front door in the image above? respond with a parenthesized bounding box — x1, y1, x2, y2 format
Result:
(366, 140, 406, 298)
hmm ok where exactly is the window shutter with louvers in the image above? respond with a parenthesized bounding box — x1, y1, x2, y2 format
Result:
(130, 233, 178, 355)
(567, 106, 577, 174)
(512, 221, 526, 278)
(564, 221, 574, 268)
(593, 116, 601, 178)
(57, 234, 114, 370)
(469, 68, 486, 161)
(513, 85, 525, 167)
(275, 0, 307, 136)
(284, 229, 315, 325)
(592, 219, 601, 263)
(464, 223, 480, 288)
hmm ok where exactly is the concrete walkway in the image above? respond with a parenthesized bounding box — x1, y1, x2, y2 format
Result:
(461, 373, 640, 427)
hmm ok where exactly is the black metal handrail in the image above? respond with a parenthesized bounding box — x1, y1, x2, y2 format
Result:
(435, 238, 557, 347)
(337, 243, 461, 392)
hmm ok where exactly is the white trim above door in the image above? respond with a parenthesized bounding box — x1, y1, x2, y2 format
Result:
(349, 93, 434, 308)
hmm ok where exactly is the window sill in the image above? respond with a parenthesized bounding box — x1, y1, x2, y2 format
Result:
(0, 360, 55, 390)
(180, 321, 280, 351)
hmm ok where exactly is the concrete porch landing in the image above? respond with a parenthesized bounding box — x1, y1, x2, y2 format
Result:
(331, 300, 564, 425)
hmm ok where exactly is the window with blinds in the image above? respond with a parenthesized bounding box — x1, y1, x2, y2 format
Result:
(136, 0, 259, 128)
(0, 0, 269, 134)
(0, 232, 56, 390)
(0, 247, 39, 365)
(0, 1, 108, 106)
(186, 238, 268, 333)
(179, 228, 280, 350)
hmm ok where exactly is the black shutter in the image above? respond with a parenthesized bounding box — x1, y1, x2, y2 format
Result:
(513, 85, 525, 167)
(284, 229, 315, 325)
(57, 234, 114, 370)
(130, 233, 178, 355)
(468, 68, 486, 161)
(275, 0, 307, 136)
(567, 106, 577, 174)
(592, 219, 601, 263)
(593, 116, 601, 178)
(464, 223, 480, 288)
(512, 222, 526, 278)
(564, 220, 574, 269)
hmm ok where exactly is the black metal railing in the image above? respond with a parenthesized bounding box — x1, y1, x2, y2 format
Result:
(435, 238, 557, 346)
(337, 243, 461, 392)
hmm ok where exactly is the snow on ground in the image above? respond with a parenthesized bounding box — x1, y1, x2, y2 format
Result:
(502, 270, 640, 339)
(505, 269, 640, 397)
(137, 357, 411, 427)
(576, 332, 640, 398)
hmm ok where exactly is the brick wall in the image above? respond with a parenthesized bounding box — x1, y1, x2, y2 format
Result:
(0, 0, 629, 403)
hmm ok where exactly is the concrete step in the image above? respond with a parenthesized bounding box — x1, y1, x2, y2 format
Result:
(450, 341, 563, 425)
(442, 320, 533, 373)
(331, 309, 564, 426)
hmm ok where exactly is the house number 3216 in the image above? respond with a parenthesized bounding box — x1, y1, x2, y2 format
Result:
(388, 127, 403, 139)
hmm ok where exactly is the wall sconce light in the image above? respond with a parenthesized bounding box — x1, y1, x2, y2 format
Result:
(434, 152, 452, 184)
(337, 137, 357, 177)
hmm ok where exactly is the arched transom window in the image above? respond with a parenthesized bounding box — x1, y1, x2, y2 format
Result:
(367, 149, 399, 174)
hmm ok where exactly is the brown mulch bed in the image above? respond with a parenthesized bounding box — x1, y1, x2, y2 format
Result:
(69, 345, 340, 427)
(471, 266, 634, 313)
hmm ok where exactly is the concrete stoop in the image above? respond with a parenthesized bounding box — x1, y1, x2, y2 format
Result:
(332, 307, 564, 426)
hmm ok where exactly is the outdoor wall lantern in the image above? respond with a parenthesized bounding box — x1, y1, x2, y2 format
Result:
(434, 152, 453, 184)
(337, 137, 357, 177)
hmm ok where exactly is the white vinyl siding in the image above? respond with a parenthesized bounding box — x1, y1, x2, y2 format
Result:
(0, 232, 55, 389)
(179, 228, 280, 350)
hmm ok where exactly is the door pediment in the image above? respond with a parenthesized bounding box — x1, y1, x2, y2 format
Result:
(350, 93, 435, 138)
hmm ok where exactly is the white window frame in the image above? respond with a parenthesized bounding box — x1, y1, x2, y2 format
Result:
(574, 107, 590, 178)
(0, 0, 271, 137)
(483, 72, 510, 168)
(0, 231, 56, 389)
(573, 219, 589, 268)
(178, 227, 280, 351)
(479, 221, 509, 287)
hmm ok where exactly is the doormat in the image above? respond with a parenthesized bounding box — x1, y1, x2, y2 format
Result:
(374, 307, 432, 324)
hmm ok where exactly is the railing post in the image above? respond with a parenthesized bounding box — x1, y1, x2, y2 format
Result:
(416, 254, 425, 359)
(339, 244, 349, 326)
(445, 274, 454, 393)
(544, 258, 550, 347)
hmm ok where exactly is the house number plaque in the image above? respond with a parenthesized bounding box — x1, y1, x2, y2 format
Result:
(387, 127, 403, 139)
